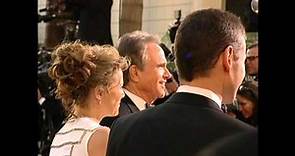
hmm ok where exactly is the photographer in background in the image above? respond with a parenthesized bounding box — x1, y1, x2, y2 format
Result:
(168, 10, 182, 53)
(245, 42, 258, 83)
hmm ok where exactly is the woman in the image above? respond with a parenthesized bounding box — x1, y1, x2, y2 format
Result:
(48, 41, 129, 156)
(236, 81, 258, 127)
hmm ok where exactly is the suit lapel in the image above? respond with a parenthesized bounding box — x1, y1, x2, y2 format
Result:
(121, 95, 140, 113)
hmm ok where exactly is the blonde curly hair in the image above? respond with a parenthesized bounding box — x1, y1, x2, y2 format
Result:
(48, 41, 129, 116)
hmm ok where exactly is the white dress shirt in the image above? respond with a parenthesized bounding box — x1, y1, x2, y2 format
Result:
(176, 85, 222, 110)
(123, 89, 147, 111)
(38, 97, 46, 106)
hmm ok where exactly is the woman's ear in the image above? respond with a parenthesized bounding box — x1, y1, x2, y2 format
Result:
(94, 87, 104, 104)
(222, 45, 234, 72)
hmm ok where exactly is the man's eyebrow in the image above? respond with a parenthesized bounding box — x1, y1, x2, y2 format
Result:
(157, 62, 166, 67)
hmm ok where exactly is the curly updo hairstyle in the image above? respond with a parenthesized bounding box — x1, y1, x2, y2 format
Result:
(48, 41, 129, 116)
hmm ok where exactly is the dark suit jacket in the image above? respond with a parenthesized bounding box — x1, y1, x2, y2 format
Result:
(106, 92, 256, 156)
(195, 130, 258, 156)
(100, 94, 140, 127)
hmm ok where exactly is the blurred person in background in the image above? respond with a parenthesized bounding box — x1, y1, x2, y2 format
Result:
(245, 42, 258, 83)
(236, 81, 258, 127)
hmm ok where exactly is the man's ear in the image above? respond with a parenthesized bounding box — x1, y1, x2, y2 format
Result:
(222, 45, 234, 72)
(129, 65, 140, 82)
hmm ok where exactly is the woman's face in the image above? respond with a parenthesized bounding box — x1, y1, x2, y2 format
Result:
(101, 70, 124, 116)
(236, 94, 255, 118)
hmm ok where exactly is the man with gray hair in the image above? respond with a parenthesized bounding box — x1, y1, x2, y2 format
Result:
(101, 31, 171, 127)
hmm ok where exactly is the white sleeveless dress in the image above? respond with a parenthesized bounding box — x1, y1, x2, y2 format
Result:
(49, 117, 102, 156)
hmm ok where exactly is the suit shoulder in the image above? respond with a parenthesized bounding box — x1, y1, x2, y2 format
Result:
(196, 130, 258, 156)
(113, 108, 153, 129)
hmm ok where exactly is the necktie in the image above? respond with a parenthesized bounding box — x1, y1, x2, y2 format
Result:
(145, 103, 155, 109)
(145, 103, 150, 109)
(221, 104, 227, 113)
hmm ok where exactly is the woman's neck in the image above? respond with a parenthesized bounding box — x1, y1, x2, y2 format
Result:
(74, 106, 104, 123)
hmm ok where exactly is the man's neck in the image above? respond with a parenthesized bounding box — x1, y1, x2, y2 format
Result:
(180, 77, 223, 103)
(124, 84, 154, 104)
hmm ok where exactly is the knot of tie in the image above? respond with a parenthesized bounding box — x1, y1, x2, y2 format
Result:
(221, 104, 227, 113)
(145, 103, 153, 109)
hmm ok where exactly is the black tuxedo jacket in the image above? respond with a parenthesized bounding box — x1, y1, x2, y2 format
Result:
(196, 130, 258, 156)
(100, 94, 140, 127)
(106, 92, 256, 156)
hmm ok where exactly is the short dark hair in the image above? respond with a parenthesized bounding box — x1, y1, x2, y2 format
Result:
(116, 31, 160, 85)
(175, 8, 246, 81)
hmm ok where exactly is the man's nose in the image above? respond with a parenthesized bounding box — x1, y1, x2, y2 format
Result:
(164, 68, 172, 80)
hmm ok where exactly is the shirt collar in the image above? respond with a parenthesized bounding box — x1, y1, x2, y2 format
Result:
(38, 97, 46, 106)
(176, 85, 222, 109)
(123, 88, 147, 111)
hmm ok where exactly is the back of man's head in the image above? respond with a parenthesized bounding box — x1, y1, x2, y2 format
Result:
(116, 31, 160, 85)
(175, 8, 245, 82)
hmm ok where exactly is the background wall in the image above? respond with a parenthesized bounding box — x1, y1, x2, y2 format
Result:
(111, 0, 225, 45)
(38, 0, 46, 46)
(38, 0, 259, 47)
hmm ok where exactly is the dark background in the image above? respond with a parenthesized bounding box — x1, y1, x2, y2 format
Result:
(226, 0, 258, 32)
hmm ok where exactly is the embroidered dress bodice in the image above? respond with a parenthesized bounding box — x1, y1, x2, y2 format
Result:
(49, 117, 101, 156)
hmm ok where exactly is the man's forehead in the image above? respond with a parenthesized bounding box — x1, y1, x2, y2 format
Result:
(157, 45, 166, 59)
